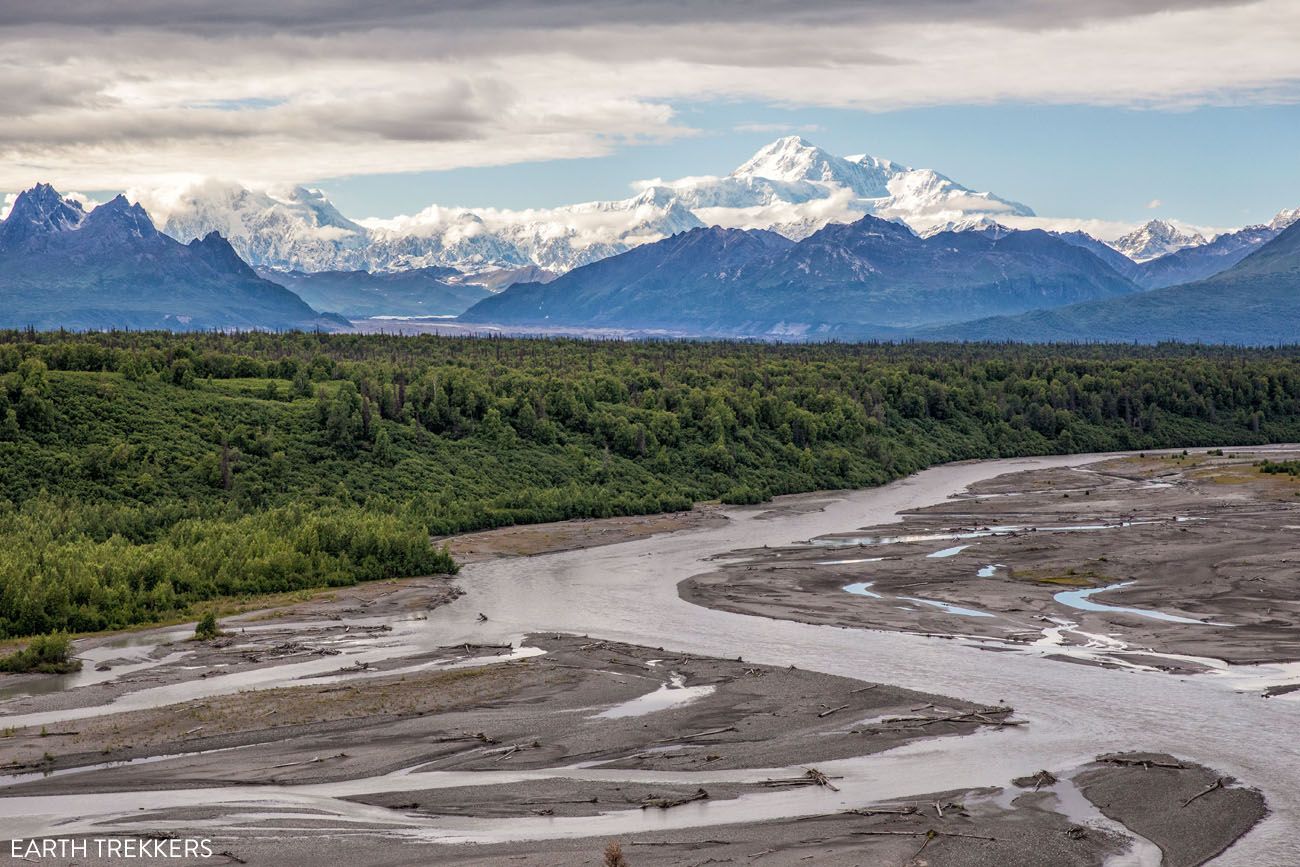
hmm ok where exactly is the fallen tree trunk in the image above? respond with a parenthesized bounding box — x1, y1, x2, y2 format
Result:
(652, 726, 737, 744)
(1182, 777, 1225, 808)
(641, 788, 709, 810)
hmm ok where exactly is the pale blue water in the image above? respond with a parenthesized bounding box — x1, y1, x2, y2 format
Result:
(843, 582, 991, 617)
(842, 582, 883, 598)
(897, 596, 995, 618)
(928, 544, 973, 558)
(1054, 582, 1206, 624)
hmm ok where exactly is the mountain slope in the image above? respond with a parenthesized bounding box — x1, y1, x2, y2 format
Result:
(1135, 225, 1279, 289)
(461, 227, 796, 329)
(0, 185, 343, 331)
(728, 220, 1138, 329)
(259, 266, 491, 318)
(927, 220, 1300, 345)
(1053, 230, 1144, 281)
(143, 182, 372, 273)
(461, 216, 1139, 334)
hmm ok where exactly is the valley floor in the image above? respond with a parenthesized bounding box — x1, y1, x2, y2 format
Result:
(1, 448, 1295, 865)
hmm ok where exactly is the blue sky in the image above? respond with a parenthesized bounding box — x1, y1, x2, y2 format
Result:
(4, 0, 1300, 233)
(319, 100, 1300, 228)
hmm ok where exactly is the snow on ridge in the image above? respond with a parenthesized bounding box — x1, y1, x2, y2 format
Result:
(1269, 207, 1300, 232)
(1108, 219, 1208, 262)
(76, 138, 1289, 275)
(113, 137, 1035, 273)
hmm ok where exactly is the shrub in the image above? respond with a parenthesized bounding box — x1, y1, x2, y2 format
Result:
(720, 484, 769, 505)
(0, 634, 81, 674)
(194, 610, 222, 640)
(603, 842, 628, 867)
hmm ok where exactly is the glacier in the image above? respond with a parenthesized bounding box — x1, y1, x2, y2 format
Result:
(128, 137, 1035, 275)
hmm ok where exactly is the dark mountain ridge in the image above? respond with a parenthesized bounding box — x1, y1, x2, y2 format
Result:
(923, 219, 1300, 345)
(0, 185, 345, 332)
(462, 215, 1141, 334)
(461, 226, 796, 330)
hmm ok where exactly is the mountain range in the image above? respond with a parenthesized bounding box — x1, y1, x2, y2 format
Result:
(462, 207, 1300, 344)
(2, 169, 1296, 343)
(461, 216, 1141, 334)
(0, 185, 344, 331)
(105, 138, 1297, 298)
(924, 218, 1300, 344)
(129, 138, 1035, 276)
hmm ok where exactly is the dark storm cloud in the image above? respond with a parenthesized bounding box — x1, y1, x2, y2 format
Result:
(0, 0, 1253, 35)
(0, 80, 496, 148)
(0, 63, 102, 116)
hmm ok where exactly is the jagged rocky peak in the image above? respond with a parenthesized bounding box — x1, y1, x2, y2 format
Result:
(1110, 219, 1207, 262)
(187, 230, 257, 275)
(79, 195, 160, 241)
(1269, 207, 1300, 232)
(0, 183, 88, 250)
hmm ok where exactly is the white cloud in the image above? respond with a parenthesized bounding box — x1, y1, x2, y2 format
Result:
(694, 186, 864, 232)
(63, 191, 102, 212)
(0, 1, 1298, 190)
(997, 214, 1233, 242)
(733, 122, 823, 134)
(1146, 198, 1163, 209)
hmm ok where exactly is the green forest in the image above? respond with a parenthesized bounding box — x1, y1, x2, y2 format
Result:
(4, 329, 1300, 640)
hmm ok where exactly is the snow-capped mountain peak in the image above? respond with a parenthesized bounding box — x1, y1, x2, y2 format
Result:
(0, 183, 87, 251)
(1269, 207, 1300, 232)
(920, 216, 1012, 238)
(732, 136, 891, 195)
(120, 137, 1036, 275)
(1110, 219, 1207, 262)
(733, 136, 824, 177)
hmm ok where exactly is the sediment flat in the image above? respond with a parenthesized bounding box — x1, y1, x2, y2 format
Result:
(683, 450, 1300, 674)
(0, 449, 1286, 865)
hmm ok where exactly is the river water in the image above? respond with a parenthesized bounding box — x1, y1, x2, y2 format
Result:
(1, 451, 1297, 864)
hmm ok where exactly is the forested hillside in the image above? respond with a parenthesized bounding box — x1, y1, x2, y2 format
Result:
(4, 330, 1300, 639)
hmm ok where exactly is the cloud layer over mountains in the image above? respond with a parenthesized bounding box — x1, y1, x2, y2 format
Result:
(2, 0, 1298, 189)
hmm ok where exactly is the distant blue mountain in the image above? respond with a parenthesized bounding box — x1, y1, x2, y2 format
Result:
(461, 216, 1140, 335)
(924, 219, 1300, 345)
(1052, 230, 1144, 281)
(257, 265, 490, 319)
(0, 184, 345, 332)
(1056, 222, 1287, 290)
(461, 226, 796, 331)
(1134, 225, 1280, 289)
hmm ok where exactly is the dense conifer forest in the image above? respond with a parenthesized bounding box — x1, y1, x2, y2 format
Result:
(4, 329, 1300, 639)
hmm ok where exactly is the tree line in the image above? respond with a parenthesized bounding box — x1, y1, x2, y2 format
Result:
(3, 329, 1300, 639)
